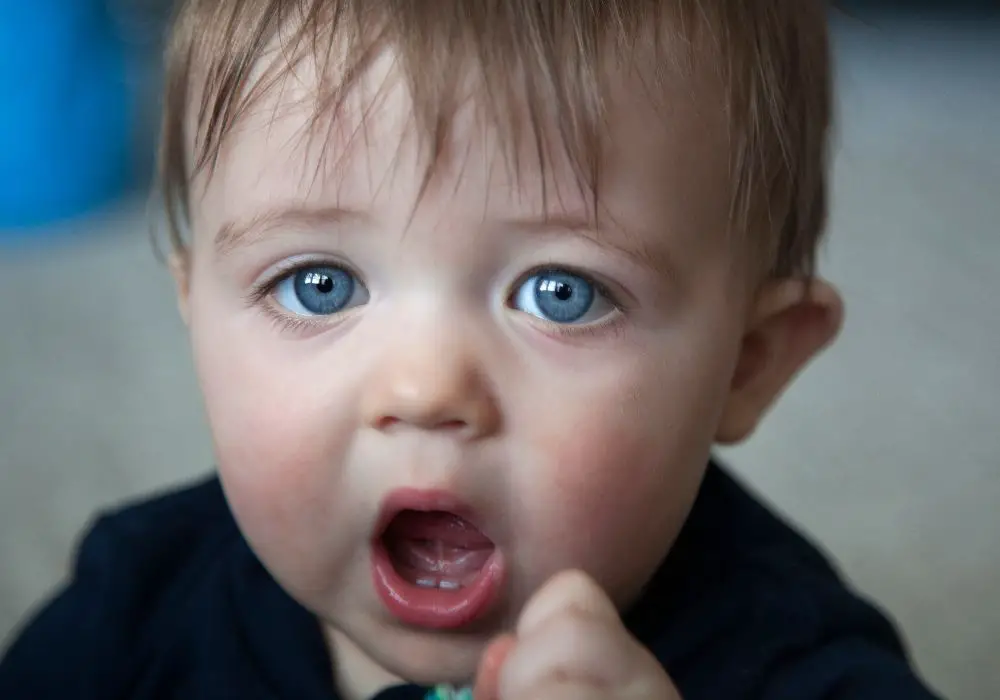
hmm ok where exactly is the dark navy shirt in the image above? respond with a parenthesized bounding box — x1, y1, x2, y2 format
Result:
(0, 462, 942, 699)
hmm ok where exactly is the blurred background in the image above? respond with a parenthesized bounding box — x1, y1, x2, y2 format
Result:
(0, 2, 997, 699)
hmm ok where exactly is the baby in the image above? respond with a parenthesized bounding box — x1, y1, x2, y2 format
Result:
(0, 1, 942, 699)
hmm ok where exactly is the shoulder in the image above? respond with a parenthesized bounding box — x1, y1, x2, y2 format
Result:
(83, 473, 235, 567)
(69, 474, 239, 618)
(0, 475, 245, 698)
(84, 472, 231, 545)
(628, 462, 942, 700)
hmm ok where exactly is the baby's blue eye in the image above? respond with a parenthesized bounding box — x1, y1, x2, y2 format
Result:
(273, 265, 368, 316)
(512, 269, 614, 324)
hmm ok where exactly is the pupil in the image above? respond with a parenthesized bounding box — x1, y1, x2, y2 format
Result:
(554, 283, 573, 301)
(314, 275, 333, 294)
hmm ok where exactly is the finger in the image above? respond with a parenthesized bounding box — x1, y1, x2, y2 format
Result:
(516, 569, 620, 638)
(519, 678, 608, 700)
(472, 634, 516, 700)
(500, 609, 638, 696)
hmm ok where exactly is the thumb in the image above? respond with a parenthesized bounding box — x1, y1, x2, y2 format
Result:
(472, 634, 516, 700)
(517, 569, 620, 637)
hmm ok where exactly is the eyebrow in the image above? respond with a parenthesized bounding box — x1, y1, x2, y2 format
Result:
(216, 206, 674, 278)
(214, 205, 366, 257)
(507, 213, 676, 278)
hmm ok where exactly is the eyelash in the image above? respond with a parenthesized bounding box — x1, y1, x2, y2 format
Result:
(515, 264, 623, 306)
(244, 258, 360, 334)
(244, 260, 628, 338)
(508, 264, 627, 339)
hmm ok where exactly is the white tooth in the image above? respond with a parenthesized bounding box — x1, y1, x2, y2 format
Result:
(415, 578, 438, 588)
(438, 579, 461, 591)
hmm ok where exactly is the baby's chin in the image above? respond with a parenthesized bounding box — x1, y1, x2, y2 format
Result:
(327, 615, 499, 688)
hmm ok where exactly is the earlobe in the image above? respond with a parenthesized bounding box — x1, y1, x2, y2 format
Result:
(715, 278, 843, 444)
(168, 251, 192, 327)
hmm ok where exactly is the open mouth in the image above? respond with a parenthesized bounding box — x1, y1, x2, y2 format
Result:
(371, 492, 504, 629)
(382, 510, 496, 590)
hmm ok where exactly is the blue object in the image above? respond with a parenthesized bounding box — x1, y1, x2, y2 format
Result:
(0, 1, 131, 231)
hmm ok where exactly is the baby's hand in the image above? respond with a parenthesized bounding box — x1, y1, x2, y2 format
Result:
(473, 570, 683, 700)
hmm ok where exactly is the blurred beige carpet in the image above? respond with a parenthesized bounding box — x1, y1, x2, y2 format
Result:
(1, 17, 997, 700)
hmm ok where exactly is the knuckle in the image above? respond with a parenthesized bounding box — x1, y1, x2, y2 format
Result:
(519, 678, 606, 700)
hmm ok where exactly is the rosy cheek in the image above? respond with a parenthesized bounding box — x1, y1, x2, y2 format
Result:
(517, 412, 639, 555)
(220, 434, 322, 535)
(197, 338, 350, 587)
(514, 370, 712, 602)
(219, 424, 353, 594)
(216, 413, 326, 551)
(546, 413, 667, 535)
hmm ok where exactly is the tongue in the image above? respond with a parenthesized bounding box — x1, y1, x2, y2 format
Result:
(384, 511, 494, 579)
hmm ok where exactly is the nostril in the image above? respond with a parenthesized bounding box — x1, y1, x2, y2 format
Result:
(374, 416, 401, 431)
(372, 416, 467, 432)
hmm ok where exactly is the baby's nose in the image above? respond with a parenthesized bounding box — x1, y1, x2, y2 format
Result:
(360, 333, 500, 440)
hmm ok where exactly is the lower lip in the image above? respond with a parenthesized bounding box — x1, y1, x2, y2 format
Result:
(371, 540, 504, 629)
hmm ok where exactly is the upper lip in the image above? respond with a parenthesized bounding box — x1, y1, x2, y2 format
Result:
(373, 487, 487, 541)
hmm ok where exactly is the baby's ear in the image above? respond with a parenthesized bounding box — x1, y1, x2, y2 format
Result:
(715, 278, 843, 444)
(168, 251, 192, 326)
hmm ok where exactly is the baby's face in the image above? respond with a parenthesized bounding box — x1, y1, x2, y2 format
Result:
(182, 51, 746, 687)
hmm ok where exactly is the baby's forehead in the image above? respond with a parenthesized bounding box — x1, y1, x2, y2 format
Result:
(202, 34, 730, 209)
(184, 24, 737, 282)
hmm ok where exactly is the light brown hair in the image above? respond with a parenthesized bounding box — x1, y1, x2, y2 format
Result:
(158, 0, 832, 279)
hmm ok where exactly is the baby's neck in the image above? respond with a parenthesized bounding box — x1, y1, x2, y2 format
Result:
(325, 627, 406, 700)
